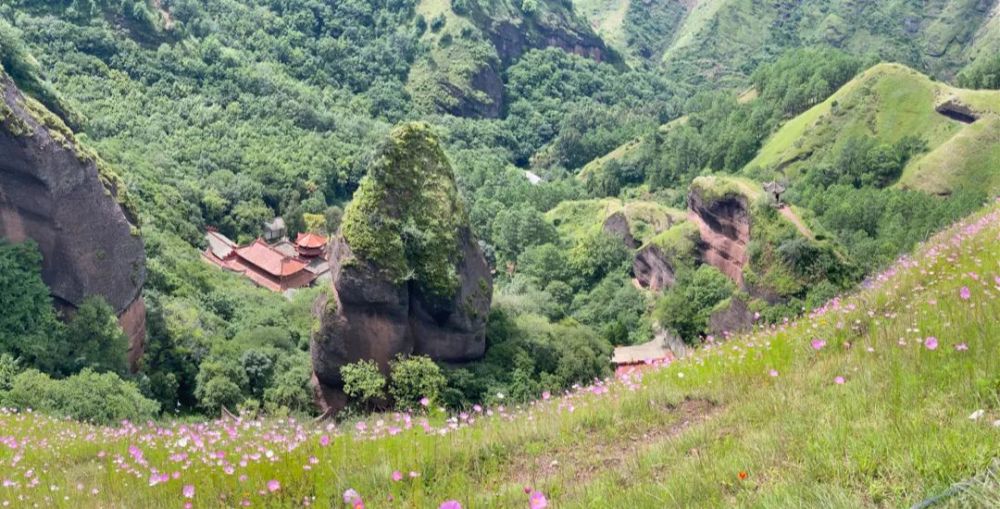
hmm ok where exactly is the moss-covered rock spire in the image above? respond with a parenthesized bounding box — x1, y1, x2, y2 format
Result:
(341, 122, 467, 299)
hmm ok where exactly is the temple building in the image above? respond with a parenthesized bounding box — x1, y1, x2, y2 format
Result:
(202, 228, 329, 293)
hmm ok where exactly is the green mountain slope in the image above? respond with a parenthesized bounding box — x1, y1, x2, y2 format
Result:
(746, 63, 1000, 195)
(580, 0, 998, 87)
(408, 0, 618, 117)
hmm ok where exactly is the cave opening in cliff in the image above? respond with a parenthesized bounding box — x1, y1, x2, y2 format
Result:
(935, 103, 978, 124)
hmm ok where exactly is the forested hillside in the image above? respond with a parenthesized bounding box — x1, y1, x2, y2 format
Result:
(0, 0, 997, 426)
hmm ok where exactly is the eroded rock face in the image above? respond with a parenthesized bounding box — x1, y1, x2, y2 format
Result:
(0, 71, 146, 369)
(708, 296, 754, 338)
(311, 123, 491, 413)
(633, 245, 677, 292)
(602, 211, 638, 249)
(687, 189, 751, 286)
(439, 2, 618, 118)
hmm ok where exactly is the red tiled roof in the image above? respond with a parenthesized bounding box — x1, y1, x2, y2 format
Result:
(295, 232, 328, 249)
(236, 239, 308, 277)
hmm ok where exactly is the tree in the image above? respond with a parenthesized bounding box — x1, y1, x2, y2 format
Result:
(194, 357, 247, 411)
(958, 53, 1000, 90)
(491, 206, 558, 261)
(62, 296, 129, 375)
(0, 240, 65, 373)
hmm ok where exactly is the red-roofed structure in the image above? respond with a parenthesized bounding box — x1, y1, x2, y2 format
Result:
(295, 232, 328, 258)
(202, 232, 318, 292)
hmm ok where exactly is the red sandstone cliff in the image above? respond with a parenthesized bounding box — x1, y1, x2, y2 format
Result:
(687, 187, 751, 286)
(0, 70, 146, 370)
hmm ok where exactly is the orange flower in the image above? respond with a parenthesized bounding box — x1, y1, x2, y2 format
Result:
(738, 471, 748, 480)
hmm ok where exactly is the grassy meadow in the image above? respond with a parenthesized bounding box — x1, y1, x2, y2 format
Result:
(1, 202, 998, 508)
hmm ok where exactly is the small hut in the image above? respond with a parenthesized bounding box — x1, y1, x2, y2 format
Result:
(611, 338, 675, 376)
(263, 217, 286, 243)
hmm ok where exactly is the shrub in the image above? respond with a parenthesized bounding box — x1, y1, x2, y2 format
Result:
(340, 360, 386, 409)
(654, 265, 735, 342)
(0, 354, 19, 393)
(1, 369, 159, 424)
(389, 355, 445, 409)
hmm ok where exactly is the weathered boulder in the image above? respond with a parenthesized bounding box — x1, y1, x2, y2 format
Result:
(602, 211, 638, 249)
(687, 180, 751, 286)
(311, 123, 492, 413)
(0, 70, 146, 368)
(708, 295, 754, 338)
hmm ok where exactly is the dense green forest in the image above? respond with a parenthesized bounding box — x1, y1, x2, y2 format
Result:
(0, 0, 997, 422)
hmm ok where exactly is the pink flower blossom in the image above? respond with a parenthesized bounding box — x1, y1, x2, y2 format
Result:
(343, 489, 361, 504)
(811, 339, 826, 351)
(266, 480, 280, 493)
(924, 337, 938, 350)
(955, 343, 969, 351)
(768, 369, 779, 377)
(439, 501, 462, 509)
(420, 397, 430, 407)
(182, 485, 195, 499)
(391, 471, 403, 482)
(529, 491, 548, 509)
(834, 376, 845, 385)
(319, 435, 330, 447)
(959, 286, 971, 300)
(542, 391, 551, 400)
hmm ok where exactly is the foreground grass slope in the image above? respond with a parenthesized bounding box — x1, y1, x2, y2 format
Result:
(1, 202, 998, 507)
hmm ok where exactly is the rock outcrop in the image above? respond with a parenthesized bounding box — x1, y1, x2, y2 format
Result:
(687, 182, 751, 286)
(0, 70, 146, 368)
(708, 296, 754, 338)
(633, 245, 677, 291)
(311, 123, 492, 413)
(602, 211, 638, 249)
(410, 0, 620, 118)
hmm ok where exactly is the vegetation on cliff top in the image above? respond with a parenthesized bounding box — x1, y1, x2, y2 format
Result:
(342, 122, 466, 298)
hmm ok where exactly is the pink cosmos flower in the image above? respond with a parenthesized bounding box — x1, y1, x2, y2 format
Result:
(182, 484, 195, 499)
(409, 471, 420, 478)
(834, 376, 845, 385)
(319, 435, 330, 447)
(439, 501, 462, 509)
(959, 286, 971, 300)
(529, 491, 548, 509)
(924, 337, 938, 350)
(811, 339, 826, 351)
(768, 369, 779, 377)
(955, 343, 969, 351)
(391, 471, 403, 482)
(542, 391, 551, 400)
(420, 397, 430, 407)
(266, 480, 280, 493)
(343, 489, 360, 502)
